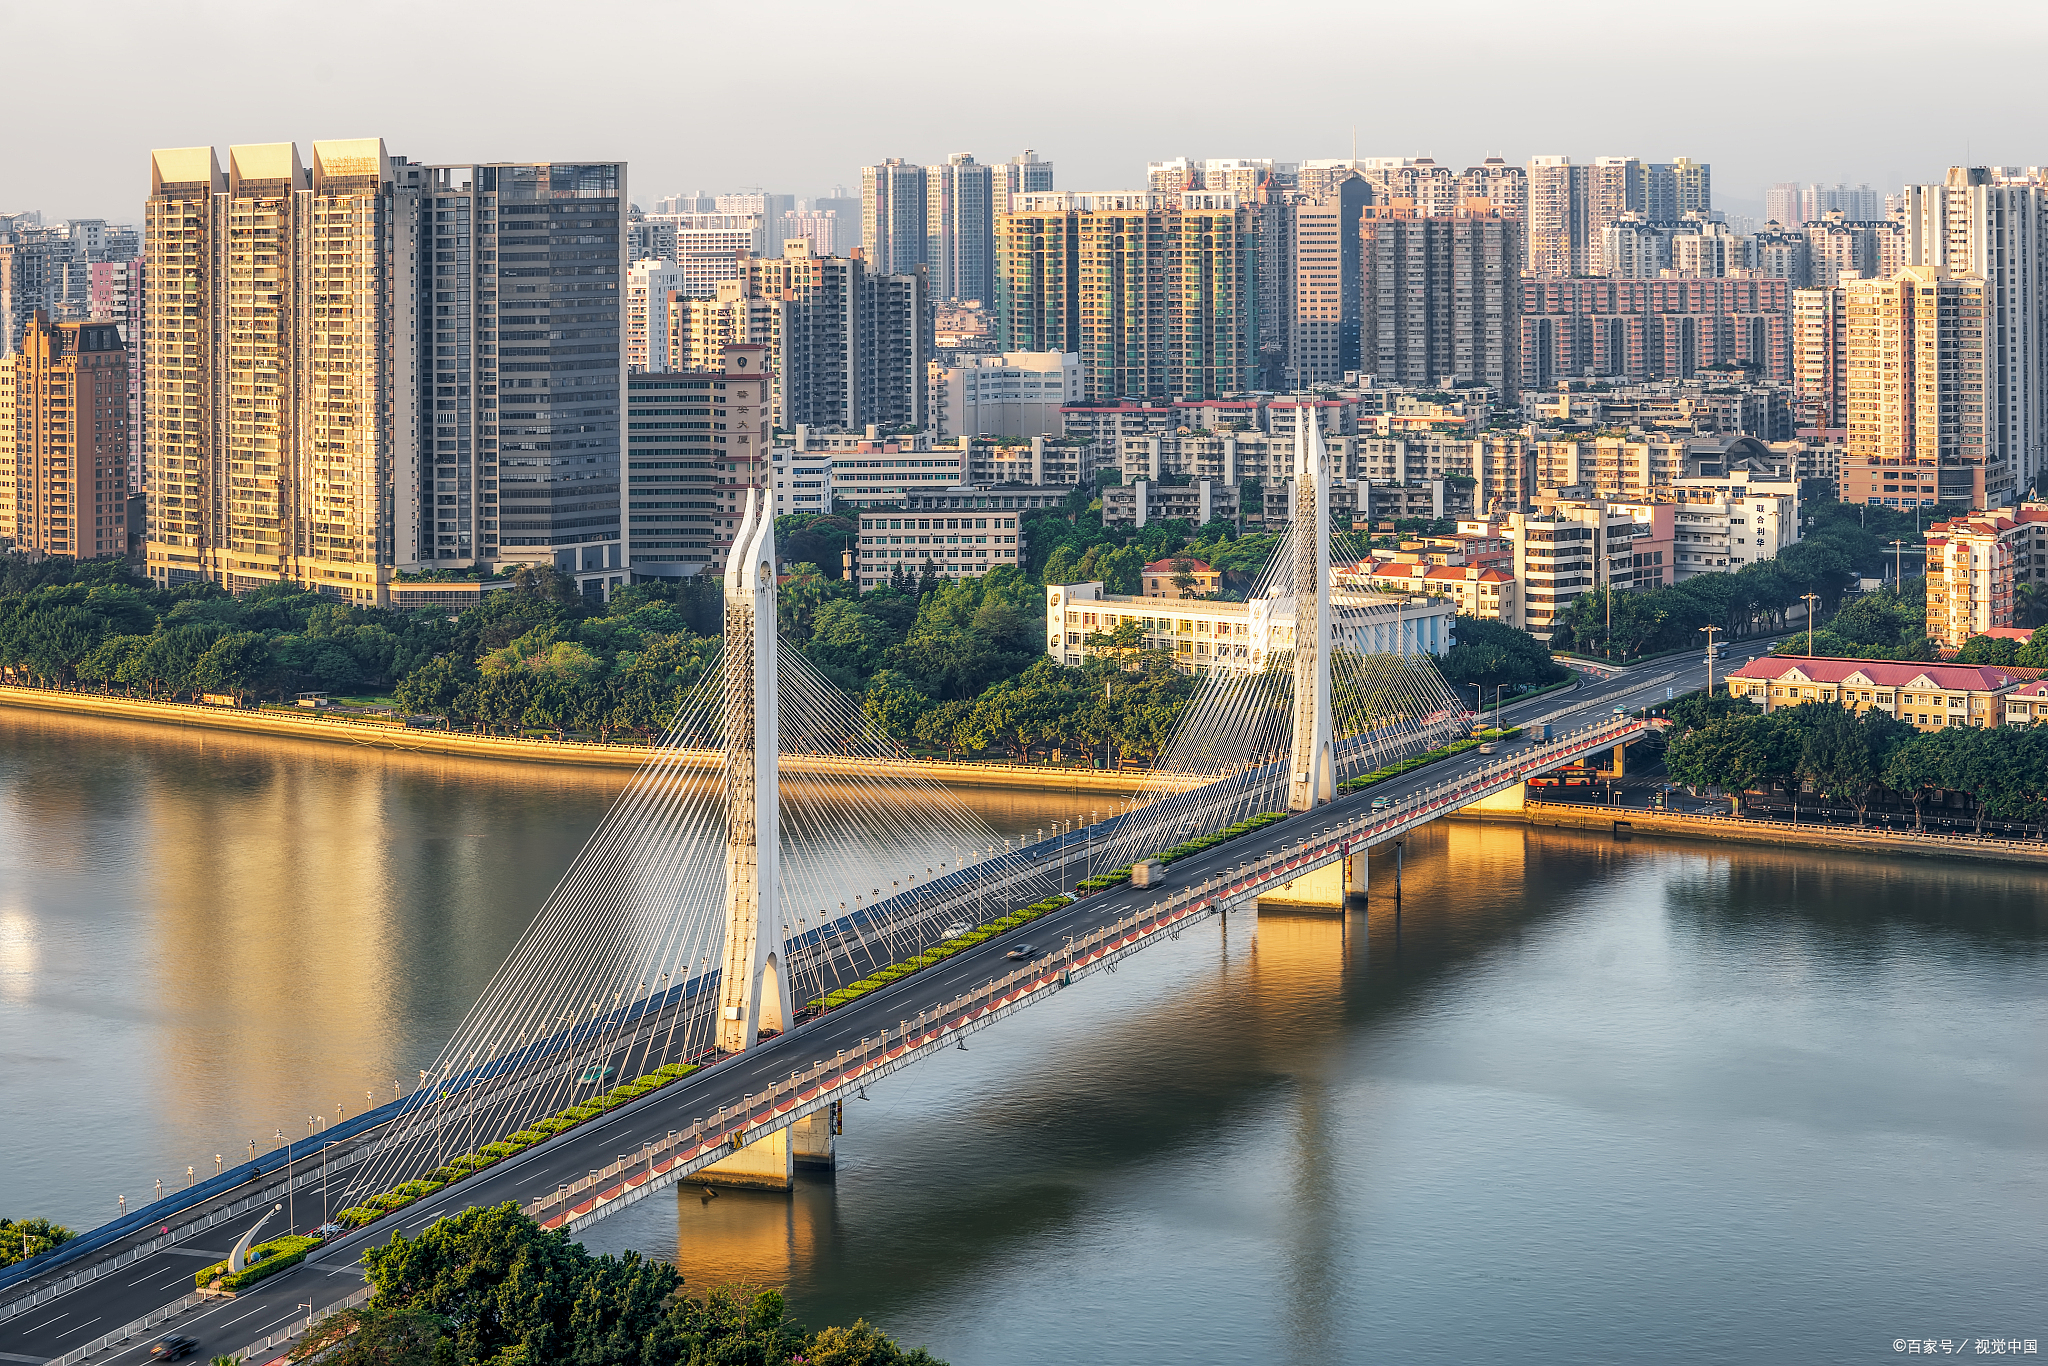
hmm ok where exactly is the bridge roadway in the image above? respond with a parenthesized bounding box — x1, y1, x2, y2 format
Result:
(5, 647, 1744, 1366)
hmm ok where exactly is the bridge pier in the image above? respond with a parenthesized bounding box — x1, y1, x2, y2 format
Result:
(1255, 853, 1362, 913)
(793, 1103, 838, 1171)
(699, 1128, 793, 1191)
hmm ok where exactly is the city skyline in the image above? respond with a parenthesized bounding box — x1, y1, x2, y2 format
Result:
(5, 0, 2046, 222)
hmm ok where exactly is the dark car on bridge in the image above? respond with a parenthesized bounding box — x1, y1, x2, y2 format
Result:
(1005, 944, 1039, 961)
(151, 1336, 198, 1360)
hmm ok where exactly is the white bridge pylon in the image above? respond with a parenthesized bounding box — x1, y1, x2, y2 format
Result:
(1288, 411, 1336, 811)
(717, 489, 793, 1053)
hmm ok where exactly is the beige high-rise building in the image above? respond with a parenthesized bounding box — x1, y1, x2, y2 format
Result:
(143, 141, 628, 602)
(667, 277, 785, 389)
(1839, 267, 1990, 508)
(2, 311, 130, 558)
(142, 142, 412, 600)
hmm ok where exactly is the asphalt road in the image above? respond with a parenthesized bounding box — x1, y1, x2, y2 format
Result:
(2, 646, 1762, 1365)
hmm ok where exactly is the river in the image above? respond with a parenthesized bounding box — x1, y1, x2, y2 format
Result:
(2, 707, 2043, 1364)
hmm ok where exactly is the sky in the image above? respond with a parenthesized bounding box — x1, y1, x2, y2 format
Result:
(7, 0, 2048, 224)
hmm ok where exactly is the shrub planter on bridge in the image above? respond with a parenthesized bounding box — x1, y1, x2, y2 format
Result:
(332, 1061, 700, 1231)
(1337, 738, 1487, 794)
(193, 1234, 320, 1293)
(803, 894, 1080, 1015)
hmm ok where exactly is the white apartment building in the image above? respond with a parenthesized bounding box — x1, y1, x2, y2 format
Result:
(626, 259, 686, 372)
(1669, 468, 1800, 579)
(933, 350, 1081, 438)
(852, 506, 1022, 589)
(769, 442, 832, 517)
(644, 212, 770, 299)
(1046, 580, 1454, 676)
(806, 428, 964, 510)
(962, 433, 1091, 486)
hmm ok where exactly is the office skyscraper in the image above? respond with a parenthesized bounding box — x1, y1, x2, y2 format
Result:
(143, 141, 626, 602)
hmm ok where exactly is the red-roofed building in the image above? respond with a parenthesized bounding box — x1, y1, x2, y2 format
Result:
(1141, 557, 1219, 598)
(2003, 678, 2048, 726)
(1337, 558, 1518, 621)
(1724, 655, 2034, 731)
(1924, 503, 2048, 649)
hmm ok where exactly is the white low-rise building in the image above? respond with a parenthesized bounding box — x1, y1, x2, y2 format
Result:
(1046, 581, 1454, 676)
(934, 351, 1082, 439)
(1670, 466, 1799, 579)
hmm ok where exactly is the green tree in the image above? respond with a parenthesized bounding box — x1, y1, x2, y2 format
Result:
(195, 631, 271, 702)
(1794, 702, 1911, 824)
(0, 1216, 76, 1267)
(809, 599, 893, 690)
(1666, 714, 1771, 812)
(805, 1319, 944, 1366)
(860, 669, 929, 749)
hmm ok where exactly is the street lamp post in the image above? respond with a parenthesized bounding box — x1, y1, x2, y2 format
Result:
(1800, 592, 1821, 656)
(1700, 625, 1722, 696)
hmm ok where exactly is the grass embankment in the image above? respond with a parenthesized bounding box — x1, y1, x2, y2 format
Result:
(333, 1061, 701, 1229)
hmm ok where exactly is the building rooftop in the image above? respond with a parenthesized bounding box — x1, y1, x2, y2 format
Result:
(1142, 558, 1214, 575)
(1726, 656, 2034, 691)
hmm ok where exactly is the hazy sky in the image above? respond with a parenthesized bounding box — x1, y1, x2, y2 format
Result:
(8, 0, 2047, 224)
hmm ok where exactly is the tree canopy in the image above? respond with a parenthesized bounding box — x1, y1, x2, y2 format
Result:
(338, 1203, 940, 1366)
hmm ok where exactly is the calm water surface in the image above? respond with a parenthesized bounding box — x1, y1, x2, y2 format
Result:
(2, 707, 2043, 1365)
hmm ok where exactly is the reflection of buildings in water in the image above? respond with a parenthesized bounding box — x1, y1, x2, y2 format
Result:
(665, 1173, 831, 1294)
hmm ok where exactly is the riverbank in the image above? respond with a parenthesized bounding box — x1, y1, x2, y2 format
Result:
(1458, 795, 2048, 868)
(0, 685, 1155, 793)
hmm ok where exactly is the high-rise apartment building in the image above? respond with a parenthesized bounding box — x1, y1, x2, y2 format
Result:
(926, 153, 995, 303)
(1528, 155, 1707, 275)
(999, 150, 1055, 210)
(1900, 167, 2046, 504)
(1290, 177, 1370, 385)
(1924, 503, 2048, 647)
(1602, 214, 1669, 278)
(1792, 285, 1847, 431)
(1839, 267, 1991, 508)
(996, 191, 1260, 403)
(1669, 219, 1751, 278)
(1750, 225, 1811, 288)
(684, 242, 928, 435)
(142, 141, 626, 602)
(1767, 182, 1883, 226)
(1804, 211, 1880, 288)
(861, 159, 928, 276)
(1526, 156, 1588, 276)
(1360, 205, 1523, 397)
(86, 257, 144, 489)
(715, 190, 794, 219)
(666, 276, 786, 381)
(1521, 278, 1791, 388)
(781, 209, 839, 256)
(1647, 159, 1712, 224)
(1, 312, 130, 557)
(642, 212, 770, 299)
(626, 260, 686, 372)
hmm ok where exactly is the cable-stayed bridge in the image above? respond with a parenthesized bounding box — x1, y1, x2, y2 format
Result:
(2, 419, 1661, 1366)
